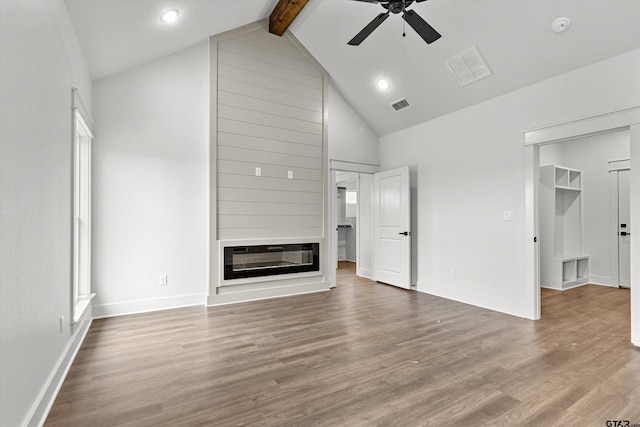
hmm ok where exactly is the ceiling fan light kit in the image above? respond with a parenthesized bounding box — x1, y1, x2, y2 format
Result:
(348, 0, 441, 46)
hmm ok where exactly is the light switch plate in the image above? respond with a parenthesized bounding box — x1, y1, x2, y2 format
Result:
(288, 170, 293, 179)
(255, 167, 261, 177)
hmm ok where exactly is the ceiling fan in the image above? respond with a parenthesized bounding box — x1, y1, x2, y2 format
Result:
(348, 0, 441, 46)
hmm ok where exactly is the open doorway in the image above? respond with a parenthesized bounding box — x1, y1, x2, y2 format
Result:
(538, 129, 630, 295)
(525, 108, 638, 346)
(331, 170, 374, 285)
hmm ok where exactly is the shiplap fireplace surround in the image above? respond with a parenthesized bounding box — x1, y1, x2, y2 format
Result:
(207, 20, 331, 305)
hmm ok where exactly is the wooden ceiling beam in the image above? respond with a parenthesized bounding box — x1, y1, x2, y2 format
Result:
(269, 0, 309, 36)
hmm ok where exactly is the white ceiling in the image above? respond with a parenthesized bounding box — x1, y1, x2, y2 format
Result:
(65, 0, 640, 136)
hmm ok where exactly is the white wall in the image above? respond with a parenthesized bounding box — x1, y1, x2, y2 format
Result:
(379, 49, 640, 318)
(328, 83, 379, 166)
(540, 130, 630, 286)
(0, 1, 92, 426)
(92, 42, 209, 316)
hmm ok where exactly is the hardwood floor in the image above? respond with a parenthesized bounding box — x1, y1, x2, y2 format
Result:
(46, 262, 640, 426)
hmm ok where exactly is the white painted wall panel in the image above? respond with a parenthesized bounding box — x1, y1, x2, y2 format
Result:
(219, 119, 322, 146)
(218, 174, 322, 193)
(218, 91, 322, 123)
(218, 214, 322, 229)
(218, 66, 322, 102)
(218, 50, 322, 89)
(217, 188, 322, 204)
(218, 146, 322, 170)
(214, 26, 325, 241)
(218, 201, 322, 216)
(92, 42, 208, 313)
(218, 105, 322, 135)
(219, 38, 322, 77)
(218, 228, 323, 240)
(218, 133, 322, 158)
(219, 76, 322, 111)
(235, 30, 309, 61)
(218, 160, 322, 181)
(0, 2, 92, 426)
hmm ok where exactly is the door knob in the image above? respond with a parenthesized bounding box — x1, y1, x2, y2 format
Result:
(399, 231, 411, 236)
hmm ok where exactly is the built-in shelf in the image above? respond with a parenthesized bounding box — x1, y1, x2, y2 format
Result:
(560, 256, 589, 287)
(540, 165, 589, 290)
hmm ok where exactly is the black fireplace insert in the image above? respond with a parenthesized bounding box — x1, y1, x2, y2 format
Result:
(224, 243, 319, 280)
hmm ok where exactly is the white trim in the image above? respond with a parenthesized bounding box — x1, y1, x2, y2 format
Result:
(357, 268, 373, 279)
(71, 87, 94, 132)
(26, 312, 92, 427)
(92, 294, 206, 318)
(207, 280, 330, 306)
(72, 293, 95, 323)
(630, 124, 639, 346)
(524, 105, 640, 146)
(330, 159, 380, 174)
(524, 145, 540, 320)
(417, 281, 527, 318)
(610, 170, 621, 288)
(541, 281, 589, 292)
(589, 275, 616, 287)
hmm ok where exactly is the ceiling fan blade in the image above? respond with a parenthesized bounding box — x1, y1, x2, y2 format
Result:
(402, 9, 441, 44)
(348, 12, 390, 46)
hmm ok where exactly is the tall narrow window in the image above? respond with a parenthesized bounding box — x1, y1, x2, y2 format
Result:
(72, 107, 93, 322)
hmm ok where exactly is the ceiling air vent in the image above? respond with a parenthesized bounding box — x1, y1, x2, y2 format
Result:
(390, 98, 411, 112)
(446, 45, 493, 86)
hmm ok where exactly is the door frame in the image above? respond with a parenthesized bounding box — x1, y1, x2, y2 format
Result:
(328, 160, 379, 287)
(609, 161, 631, 288)
(523, 105, 640, 346)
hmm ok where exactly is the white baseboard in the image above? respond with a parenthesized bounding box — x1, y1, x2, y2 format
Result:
(357, 268, 372, 279)
(417, 280, 527, 318)
(27, 308, 93, 427)
(92, 293, 206, 319)
(207, 280, 331, 306)
(589, 275, 616, 287)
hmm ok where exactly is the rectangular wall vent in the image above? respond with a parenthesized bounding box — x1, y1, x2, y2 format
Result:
(447, 45, 493, 86)
(390, 98, 411, 112)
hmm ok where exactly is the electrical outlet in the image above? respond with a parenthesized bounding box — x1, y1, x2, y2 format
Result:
(159, 274, 168, 286)
(503, 211, 514, 221)
(449, 268, 456, 278)
(255, 167, 261, 177)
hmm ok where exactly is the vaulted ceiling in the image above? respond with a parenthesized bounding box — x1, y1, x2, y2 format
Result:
(65, 0, 640, 136)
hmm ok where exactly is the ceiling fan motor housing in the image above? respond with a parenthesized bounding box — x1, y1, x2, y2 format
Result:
(384, 0, 415, 14)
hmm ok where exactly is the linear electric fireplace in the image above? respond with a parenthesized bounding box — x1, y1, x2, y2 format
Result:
(224, 243, 319, 280)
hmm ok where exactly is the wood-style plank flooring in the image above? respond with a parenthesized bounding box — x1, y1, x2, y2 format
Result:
(46, 262, 640, 426)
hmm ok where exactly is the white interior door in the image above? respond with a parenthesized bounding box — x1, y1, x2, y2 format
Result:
(373, 166, 411, 289)
(618, 169, 631, 288)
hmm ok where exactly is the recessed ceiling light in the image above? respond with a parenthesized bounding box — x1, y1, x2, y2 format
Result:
(160, 9, 179, 24)
(552, 17, 571, 33)
(377, 79, 390, 91)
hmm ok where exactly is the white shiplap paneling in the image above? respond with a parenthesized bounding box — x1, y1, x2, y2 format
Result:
(215, 27, 325, 240)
